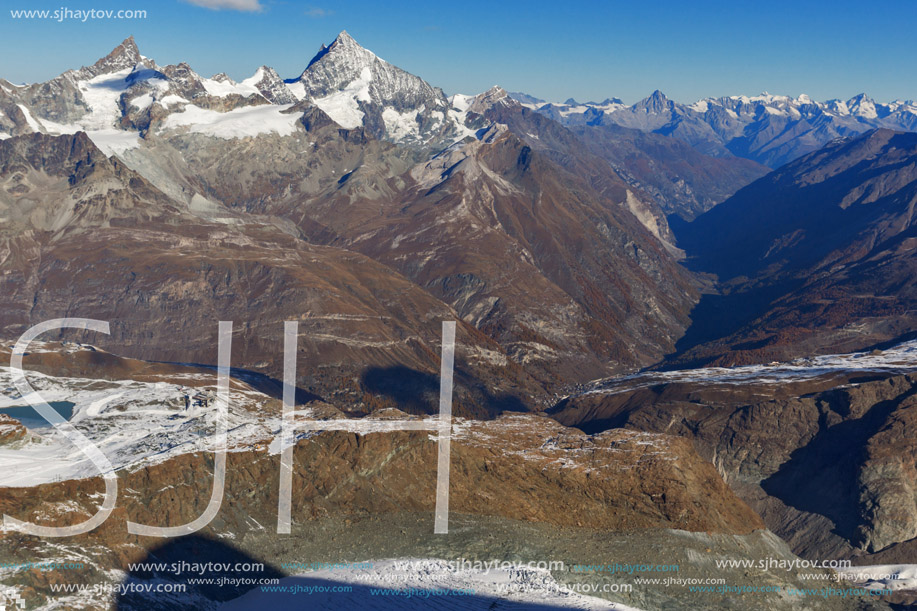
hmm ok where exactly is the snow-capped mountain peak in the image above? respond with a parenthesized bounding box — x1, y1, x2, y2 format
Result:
(295, 30, 378, 83)
(847, 93, 878, 119)
(240, 65, 296, 104)
(0, 32, 484, 150)
(329, 29, 363, 52)
(635, 89, 673, 114)
(466, 86, 516, 115)
(283, 30, 466, 145)
(513, 87, 917, 167)
(83, 36, 145, 78)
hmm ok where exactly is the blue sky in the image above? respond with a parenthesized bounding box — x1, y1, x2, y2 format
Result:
(1, 0, 915, 104)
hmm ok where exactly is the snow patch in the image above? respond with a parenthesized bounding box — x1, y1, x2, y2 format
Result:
(312, 66, 373, 129)
(381, 107, 420, 141)
(87, 129, 142, 156)
(160, 104, 302, 139)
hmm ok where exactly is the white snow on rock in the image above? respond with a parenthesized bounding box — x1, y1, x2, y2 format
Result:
(0, 365, 274, 487)
(450, 93, 473, 113)
(158, 94, 189, 107)
(838, 564, 917, 591)
(159, 103, 302, 139)
(312, 65, 373, 129)
(582, 340, 917, 398)
(130, 92, 153, 110)
(86, 129, 142, 156)
(220, 558, 642, 610)
(16, 104, 44, 132)
(381, 107, 420, 141)
(75, 65, 166, 131)
(201, 67, 282, 99)
(10, 65, 167, 156)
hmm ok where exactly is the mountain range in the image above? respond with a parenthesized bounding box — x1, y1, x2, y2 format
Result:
(3, 30, 917, 398)
(3, 29, 917, 611)
(513, 90, 917, 168)
(0, 33, 711, 408)
(672, 128, 917, 367)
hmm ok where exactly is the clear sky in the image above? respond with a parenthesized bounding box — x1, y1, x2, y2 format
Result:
(1, 0, 915, 104)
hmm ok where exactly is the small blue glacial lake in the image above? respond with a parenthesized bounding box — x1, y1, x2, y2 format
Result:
(0, 401, 76, 429)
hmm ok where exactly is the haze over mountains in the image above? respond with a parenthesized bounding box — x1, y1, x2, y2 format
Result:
(673, 128, 917, 368)
(513, 90, 917, 168)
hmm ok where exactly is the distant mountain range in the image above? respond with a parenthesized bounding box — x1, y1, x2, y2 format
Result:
(511, 90, 917, 167)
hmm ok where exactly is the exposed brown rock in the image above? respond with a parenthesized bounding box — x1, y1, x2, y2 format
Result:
(552, 370, 917, 558)
(0, 413, 26, 445)
(673, 129, 917, 368)
(0, 415, 762, 570)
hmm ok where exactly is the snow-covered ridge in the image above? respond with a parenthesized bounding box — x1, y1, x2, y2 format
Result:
(514, 90, 917, 123)
(160, 103, 302, 139)
(511, 89, 917, 167)
(0, 31, 480, 150)
(579, 339, 917, 398)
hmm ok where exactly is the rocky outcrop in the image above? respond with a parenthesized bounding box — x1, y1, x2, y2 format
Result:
(0, 414, 763, 568)
(0, 413, 26, 445)
(856, 395, 917, 551)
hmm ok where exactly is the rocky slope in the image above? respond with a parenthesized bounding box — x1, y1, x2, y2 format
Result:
(568, 123, 770, 220)
(112, 87, 701, 384)
(2, 36, 706, 387)
(0, 132, 543, 416)
(671, 129, 917, 368)
(0, 346, 770, 609)
(550, 345, 917, 560)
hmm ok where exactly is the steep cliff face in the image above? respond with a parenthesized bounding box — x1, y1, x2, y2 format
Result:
(285, 31, 464, 146)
